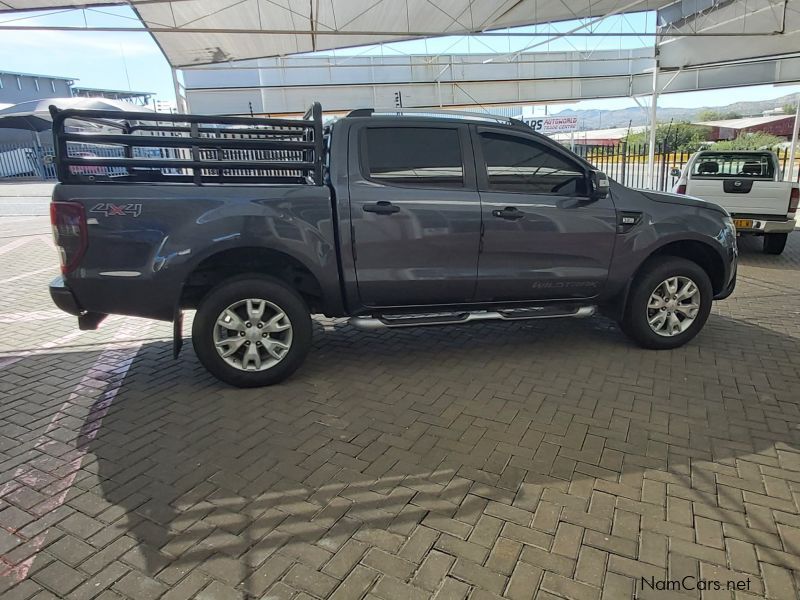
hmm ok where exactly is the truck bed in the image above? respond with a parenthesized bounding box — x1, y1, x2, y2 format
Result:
(48, 103, 343, 322)
(54, 182, 340, 321)
(682, 151, 796, 219)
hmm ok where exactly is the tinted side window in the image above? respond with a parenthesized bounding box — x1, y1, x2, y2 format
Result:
(365, 127, 463, 188)
(479, 132, 587, 195)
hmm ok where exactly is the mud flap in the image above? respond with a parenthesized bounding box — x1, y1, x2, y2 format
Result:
(173, 310, 184, 359)
(78, 312, 107, 330)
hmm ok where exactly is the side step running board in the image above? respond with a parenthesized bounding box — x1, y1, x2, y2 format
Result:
(349, 305, 596, 331)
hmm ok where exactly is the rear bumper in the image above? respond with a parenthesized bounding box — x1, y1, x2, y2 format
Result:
(49, 276, 82, 316)
(762, 219, 796, 234)
(50, 276, 108, 329)
(732, 215, 796, 234)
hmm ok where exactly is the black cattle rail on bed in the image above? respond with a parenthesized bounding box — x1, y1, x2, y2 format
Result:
(49, 103, 324, 185)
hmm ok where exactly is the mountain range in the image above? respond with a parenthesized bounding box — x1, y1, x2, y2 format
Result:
(550, 93, 799, 131)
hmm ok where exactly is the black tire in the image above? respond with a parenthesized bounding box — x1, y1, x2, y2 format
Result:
(192, 276, 312, 387)
(763, 233, 788, 255)
(621, 256, 713, 350)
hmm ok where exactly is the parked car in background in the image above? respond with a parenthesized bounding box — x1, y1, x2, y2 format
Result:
(49, 105, 737, 387)
(672, 150, 798, 254)
(68, 151, 109, 176)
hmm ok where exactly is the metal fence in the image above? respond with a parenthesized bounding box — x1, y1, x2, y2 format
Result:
(575, 143, 800, 192)
(0, 141, 310, 182)
(0, 142, 154, 181)
(0, 143, 53, 179)
(3, 139, 800, 189)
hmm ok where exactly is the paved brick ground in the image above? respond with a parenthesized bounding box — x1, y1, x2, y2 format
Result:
(1, 216, 800, 600)
(0, 183, 53, 216)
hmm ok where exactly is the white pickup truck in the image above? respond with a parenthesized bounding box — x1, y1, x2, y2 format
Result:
(672, 150, 798, 254)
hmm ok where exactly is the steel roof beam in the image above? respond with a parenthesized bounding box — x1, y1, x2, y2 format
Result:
(182, 53, 800, 114)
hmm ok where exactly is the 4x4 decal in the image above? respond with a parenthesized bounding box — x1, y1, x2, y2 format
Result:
(90, 203, 142, 217)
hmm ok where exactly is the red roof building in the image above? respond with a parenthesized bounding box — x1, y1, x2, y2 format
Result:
(695, 115, 796, 141)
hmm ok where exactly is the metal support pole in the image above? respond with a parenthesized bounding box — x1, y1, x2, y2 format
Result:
(33, 130, 45, 180)
(647, 63, 659, 189)
(787, 95, 800, 182)
(620, 141, 628, 186)
(171, 67, 187, 113)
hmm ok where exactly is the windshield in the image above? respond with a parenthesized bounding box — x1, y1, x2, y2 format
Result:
(691, 153, 775, 179)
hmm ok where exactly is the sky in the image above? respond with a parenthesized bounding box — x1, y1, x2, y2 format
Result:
(0, 6, 174, 104)
(0, 6, 798, 115)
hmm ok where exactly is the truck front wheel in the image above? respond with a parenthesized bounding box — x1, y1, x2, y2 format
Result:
(763, 233, 788, 255)
(192, 276, 312, 387)
(621, 257, 713, 350)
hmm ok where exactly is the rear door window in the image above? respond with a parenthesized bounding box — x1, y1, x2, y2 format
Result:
(364, 127, 464, 188)
(691, 153, 775, 179)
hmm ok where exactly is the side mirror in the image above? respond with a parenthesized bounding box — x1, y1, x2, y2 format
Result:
(589, 170, 610, 200)
(670, 167, 681, 178)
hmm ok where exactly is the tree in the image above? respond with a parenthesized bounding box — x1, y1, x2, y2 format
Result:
(783, 103, 798, 116)
(625, 122, 711, 152)
(697, 109, 742, 121)
(711, 132, 784, 151)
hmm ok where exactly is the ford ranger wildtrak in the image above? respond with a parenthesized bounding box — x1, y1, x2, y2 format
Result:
(48, 104, 737, 387)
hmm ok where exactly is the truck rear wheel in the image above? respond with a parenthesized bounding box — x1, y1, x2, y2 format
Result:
(192, 276, 312, 387)
(763, 233, 788, 255)
(621, 257, 713, 350)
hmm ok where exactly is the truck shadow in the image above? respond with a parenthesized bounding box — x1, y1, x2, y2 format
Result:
(92, 312, 800, 591)
(735, 230, 800, 272)
(6, 310, 799, 595)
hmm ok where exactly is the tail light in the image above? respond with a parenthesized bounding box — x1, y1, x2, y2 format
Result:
(50, 202, 87, 274)
(676, 184, 687, 195)
(790, 187, 799, 213)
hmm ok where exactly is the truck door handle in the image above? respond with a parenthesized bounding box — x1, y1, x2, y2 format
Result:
(363, 201, 400, 215)
(492, 207, 524, 221)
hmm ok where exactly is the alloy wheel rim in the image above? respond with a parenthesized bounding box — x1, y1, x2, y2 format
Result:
(646, 276, 701, 337)
(213, 298, 293, 371)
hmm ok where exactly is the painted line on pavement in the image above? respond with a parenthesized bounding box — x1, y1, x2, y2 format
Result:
(0, 267, 54, 286)
(0, 321, 149, 581)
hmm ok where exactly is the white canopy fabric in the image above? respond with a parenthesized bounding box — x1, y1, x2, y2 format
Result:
(0, 0, 676, 67)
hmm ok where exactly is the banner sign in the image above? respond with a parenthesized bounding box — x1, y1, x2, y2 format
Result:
(524, 116, 579, 134)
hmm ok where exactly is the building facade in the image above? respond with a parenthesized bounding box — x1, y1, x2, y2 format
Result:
(696, 115, 796, 141)
(0, 70, 152, 106)
(0, 71, 75, 105)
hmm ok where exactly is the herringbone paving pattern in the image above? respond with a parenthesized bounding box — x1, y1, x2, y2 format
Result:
(1, 217, 800, 600)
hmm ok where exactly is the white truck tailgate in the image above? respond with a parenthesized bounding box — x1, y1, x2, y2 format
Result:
(687, 179, 790, 216)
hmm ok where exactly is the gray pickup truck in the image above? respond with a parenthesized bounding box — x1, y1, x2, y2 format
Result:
(48, 104, 737, 387)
